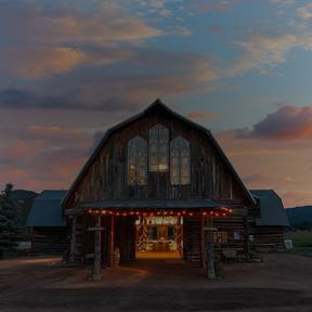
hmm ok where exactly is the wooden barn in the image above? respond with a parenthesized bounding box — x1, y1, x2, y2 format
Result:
(249, 190, 289, 252)
(26, 190, 69, 255)
(63, 99, 257, 278)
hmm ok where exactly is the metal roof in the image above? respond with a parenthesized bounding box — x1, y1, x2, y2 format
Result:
(26, 190, 67, 227)
(79, 198, 228, 209)
(250, 190, 289, 226)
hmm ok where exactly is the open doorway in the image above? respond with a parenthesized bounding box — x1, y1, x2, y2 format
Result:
(135, 216, 183, 259)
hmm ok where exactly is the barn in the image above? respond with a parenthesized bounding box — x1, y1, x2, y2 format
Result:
(250, 189, 289, 252)
(62, 99, 257, 279)
(26, 190, 69, 256)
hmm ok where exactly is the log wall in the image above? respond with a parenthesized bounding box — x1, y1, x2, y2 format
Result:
(183, 216, 248, 263)
(30, 227, 69, 256)
(250, 225, 286, 252)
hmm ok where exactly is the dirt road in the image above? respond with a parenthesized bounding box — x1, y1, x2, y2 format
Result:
(1, 254, 312, 311)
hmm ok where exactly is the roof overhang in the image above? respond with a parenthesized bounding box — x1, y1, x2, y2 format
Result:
(77, 198, 231, 209)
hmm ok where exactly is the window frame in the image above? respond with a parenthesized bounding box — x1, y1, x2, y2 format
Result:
(170, 136, 191, 185)
(149, 124, 169, 172)
(127, 136, 147, 185)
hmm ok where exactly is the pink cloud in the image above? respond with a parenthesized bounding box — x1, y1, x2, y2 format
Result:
(237, 105, 312, 141)
(187, 111, 222, 121)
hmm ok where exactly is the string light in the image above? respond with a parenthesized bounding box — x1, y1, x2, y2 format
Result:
(86, 208, 233, 218)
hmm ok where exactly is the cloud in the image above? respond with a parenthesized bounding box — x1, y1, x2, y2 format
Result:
(296, 3, 312, 19)
(190, 0, 237, 13)
(282, 191, 312, 208)
(269, 0, 295, 5)
(187, 111, 222, 121)
(0, 124, 95, 191)
(0, 1, 162, 79)
(243, 173, 262, 184)
(0, 2, 162, 46)
(226, 33, 312, 76)
(0, 48, 218, 111)
(236, 105, 312, 141)
(0, 46, 85, 79)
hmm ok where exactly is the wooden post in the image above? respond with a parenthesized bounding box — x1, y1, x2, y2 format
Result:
(92, 215, 102, 280)
(200, 216, 205, 268)
(69, 215, 77, 263)
(244, 216, 250, 258)
(206, 218, 216, 280)
(110, 215, 115, 268)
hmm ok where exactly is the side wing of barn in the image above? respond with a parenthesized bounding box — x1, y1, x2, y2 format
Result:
(249, 189, 289, 252)
(26, 190, 69, 255)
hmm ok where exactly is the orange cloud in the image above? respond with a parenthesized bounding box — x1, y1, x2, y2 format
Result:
(187, 111, 222, 121)
(0, 46, 85, 79)
(282, 191, 312, 208)
(236, 105, 312, 141)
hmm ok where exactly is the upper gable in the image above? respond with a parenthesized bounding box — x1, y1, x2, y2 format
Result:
(63, 100, 255, 208)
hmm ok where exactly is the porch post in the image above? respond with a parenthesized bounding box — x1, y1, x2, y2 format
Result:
(207, 217, 216, 279)
(92, 215, 102, 280)
(69, 215, 77, 263)
(200, 216, 205, 268)
(109, 215, 115, 268)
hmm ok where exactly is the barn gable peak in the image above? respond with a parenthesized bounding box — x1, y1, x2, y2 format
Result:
(63, 99, 256, 208)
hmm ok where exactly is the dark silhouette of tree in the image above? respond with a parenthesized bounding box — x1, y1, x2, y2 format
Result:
(0, 183, 19, 259)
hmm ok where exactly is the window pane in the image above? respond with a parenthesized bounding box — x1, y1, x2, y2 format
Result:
(128, 136, 147, 185)
(170, 136, 190, 185)
(149, 124, 169, 171)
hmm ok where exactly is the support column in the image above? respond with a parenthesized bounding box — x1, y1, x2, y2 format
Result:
(109, 215, 115, 268)
(206, 218, 216, 280)
(92, 215, 102, 280)
(69, 215, 77, 264)
(244, 216, 250, 258)
(200, 216, 205, 268)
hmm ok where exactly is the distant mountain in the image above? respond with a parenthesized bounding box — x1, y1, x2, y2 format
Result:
(286, 206, 312, 229)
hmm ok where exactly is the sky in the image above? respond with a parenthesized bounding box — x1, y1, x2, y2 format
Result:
(1, 0, 312, 207)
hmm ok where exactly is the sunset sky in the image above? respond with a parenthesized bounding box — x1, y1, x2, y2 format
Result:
(1, 0, 312, 207)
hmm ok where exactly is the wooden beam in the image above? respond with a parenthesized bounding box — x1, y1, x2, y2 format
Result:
(69, 216, 77, 263)
(110, 215, 115, 268)
(64, 208, 85, 216)
(206, 218, 216, 280)
(92, 215, 102, 280)
(200, 216, 205, 268)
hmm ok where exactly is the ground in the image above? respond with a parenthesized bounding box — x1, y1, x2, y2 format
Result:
(1, 254, 312, 312)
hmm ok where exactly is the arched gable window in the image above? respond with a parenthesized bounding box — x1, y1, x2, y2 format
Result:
(128, 136, 147, 185)
(149, 124, 169, 171)
(170, 136, 190, 185)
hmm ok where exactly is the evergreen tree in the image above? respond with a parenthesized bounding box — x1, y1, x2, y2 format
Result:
(0, 183, 19, 259)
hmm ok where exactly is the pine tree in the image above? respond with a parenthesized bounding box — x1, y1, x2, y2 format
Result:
(0, 183, 19, 259)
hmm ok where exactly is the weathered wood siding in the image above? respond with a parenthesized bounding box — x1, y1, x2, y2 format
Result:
(66, 105, 249, 207)
(30, 227, 69, 256)
(65, 103, 253, 264)
(79, 215, 136, 265)
(250, 225, 286, 252)
(183, 216, 248, 263)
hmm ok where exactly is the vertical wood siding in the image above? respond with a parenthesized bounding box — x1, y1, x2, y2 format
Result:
(67, 106, 249, 207)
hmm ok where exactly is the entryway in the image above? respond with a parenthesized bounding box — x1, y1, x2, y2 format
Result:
(135, 216, 183, 259)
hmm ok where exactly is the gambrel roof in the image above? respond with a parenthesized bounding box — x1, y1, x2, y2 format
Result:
(63, 99, 256, 208)
(27, 190, 67, 227)
(251, 190, 289, 226)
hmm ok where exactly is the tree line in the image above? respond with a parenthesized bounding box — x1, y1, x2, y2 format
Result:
(0, 183, 21, 259)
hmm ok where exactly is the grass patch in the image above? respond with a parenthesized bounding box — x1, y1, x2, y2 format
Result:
(285, 230, 312, 257)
